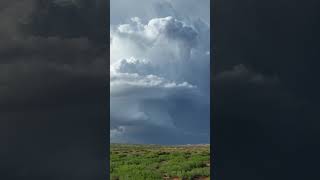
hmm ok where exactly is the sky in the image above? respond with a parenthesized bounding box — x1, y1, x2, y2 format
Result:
(110, 0, 210, 144)
(213, 0, 320, 179)
(3, 0, 320, 180)
(0, 0, 107, 179)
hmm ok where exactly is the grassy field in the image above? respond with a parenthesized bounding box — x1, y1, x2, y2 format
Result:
(110, 144, 210, 180)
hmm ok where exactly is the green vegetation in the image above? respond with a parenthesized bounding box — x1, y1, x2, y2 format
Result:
(110, 144, 210, 180)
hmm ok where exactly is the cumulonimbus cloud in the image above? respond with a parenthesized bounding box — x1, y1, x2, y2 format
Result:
(110, 4, 210, 144)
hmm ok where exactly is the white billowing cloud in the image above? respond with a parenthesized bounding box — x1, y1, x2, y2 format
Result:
(111, 16, 201, 66)
(111, 72, 196, 98)
(110, 0, 210, 144)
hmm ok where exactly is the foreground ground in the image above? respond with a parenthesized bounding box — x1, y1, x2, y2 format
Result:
(110, 144, 210, 180)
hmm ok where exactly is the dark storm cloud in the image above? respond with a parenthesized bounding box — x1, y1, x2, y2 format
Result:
(28, 0, 106, 44)
(0, 0, 107, 179)
(213, 0, 320, 179)
(111, 123, 209, 145)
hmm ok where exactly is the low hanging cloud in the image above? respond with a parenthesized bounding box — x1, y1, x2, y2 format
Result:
(110, 1, 210, 144)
